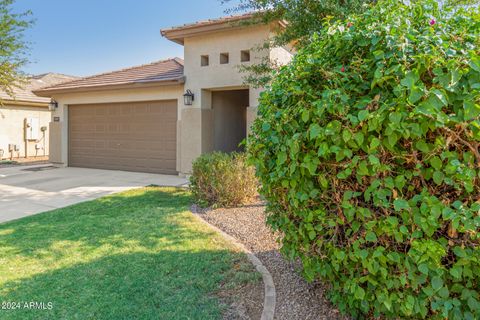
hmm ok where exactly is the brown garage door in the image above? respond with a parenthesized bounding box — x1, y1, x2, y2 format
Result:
(68, 100, 177, 174)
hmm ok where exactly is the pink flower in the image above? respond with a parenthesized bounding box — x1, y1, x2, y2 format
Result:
(341, 66, 345, 72)
(430, 19, 436, 26)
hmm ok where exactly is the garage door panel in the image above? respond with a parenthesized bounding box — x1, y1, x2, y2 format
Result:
(164, 126, 177, 135)
(69, 100, 177, 174)
(71, 140, 97, 149)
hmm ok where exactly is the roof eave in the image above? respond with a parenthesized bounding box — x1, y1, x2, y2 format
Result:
(162, 23, 249, 44)
(0, 99, 49, 108)
(33, 77, 186, 97)
(161, 13, 275, 44)
(162, 20, 285, 45)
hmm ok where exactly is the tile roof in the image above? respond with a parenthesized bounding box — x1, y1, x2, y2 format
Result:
(161, 12, 264, 44)
(161, 12, 256, 35)
(0, 73, 79, 104)
(35, 58, 185, 95)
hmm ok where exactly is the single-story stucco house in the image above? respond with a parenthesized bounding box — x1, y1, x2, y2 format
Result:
(0, 73, 78, 160)
(34, 13, 293, 175)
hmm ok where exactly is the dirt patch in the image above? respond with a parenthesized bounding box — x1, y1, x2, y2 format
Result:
(0, 156, 49, 168)
(217, 254, 264, 320)
(199, 204, 350, 320)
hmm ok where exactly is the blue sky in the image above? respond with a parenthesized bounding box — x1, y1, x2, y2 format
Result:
(13, 0, 241, 77)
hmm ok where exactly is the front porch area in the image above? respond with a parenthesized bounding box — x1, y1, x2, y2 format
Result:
(178, 86, 259, 173)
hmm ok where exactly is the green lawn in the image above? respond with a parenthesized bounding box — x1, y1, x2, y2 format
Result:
(0, 187, 257, 320)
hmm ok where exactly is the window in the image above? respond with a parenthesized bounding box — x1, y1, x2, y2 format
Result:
(241, 50, 250, 62)
(220, 52, 229, 64)
(201, 55, 209, 67)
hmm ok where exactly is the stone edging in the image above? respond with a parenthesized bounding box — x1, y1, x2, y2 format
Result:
(191, 212, 276, 320)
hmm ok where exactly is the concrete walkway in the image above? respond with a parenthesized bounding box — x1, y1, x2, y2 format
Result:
(0, 165, 188, 224)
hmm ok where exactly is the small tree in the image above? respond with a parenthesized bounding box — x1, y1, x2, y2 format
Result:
(248, 0, 480, 318)
(223, 0, 374, 86)
(0, 0, 32, 99)
(229, 0, 371, 45)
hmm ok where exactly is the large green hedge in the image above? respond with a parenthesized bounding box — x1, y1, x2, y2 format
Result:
(248, 0, 480, 319)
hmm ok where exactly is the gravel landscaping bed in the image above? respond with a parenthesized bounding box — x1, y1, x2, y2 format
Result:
(197, 204, 350, 320)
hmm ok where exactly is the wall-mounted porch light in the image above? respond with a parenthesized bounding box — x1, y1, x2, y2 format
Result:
(48, 99, 58, 111)
(183, 90, 194, 106)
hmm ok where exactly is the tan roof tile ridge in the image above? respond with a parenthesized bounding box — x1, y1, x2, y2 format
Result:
(36, 57, 184, 92)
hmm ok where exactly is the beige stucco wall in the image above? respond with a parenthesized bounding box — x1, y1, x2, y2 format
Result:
(182, 24, 293, 108)
(183, 24, 270, 101)
(270, 46, 294, 66)
(179, 108, 214, 173)
(48, 121, 62, 164)
(0, 105, 51, 160)
(49, 85, 184, 170)
(177, 23, 293, 173)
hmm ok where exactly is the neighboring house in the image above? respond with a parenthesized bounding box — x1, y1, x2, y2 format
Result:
(34, 13, 293, 175)
(0, 73, 78, 160)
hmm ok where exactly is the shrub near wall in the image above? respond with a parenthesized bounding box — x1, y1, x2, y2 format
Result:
(190, 152, 258, 208)
(248, 0, 480, 319)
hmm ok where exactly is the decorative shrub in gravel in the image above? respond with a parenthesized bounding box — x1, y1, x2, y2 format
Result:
(190, 152, 258, 208)
(248, 0, 480, 319)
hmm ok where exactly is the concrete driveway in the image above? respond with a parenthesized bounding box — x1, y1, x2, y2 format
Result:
(0, 165, 188, 224)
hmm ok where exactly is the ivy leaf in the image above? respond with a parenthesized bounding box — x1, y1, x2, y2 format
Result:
(357, 161, 369, 176)
(277, 152, 287, 165)
(370, 138, 381, 150)
(431, 89, 448, 107)
(368, 155, 380, 165)
(431, 276, 443, 291)
(438, 287, 449, 299)
(354, 132, 364, 146)
(309, 124, 322, 140)
(400, 70, 424, 103)
(318, 175, 329, 189)
(423, 286, 434, 297)
(301, 110, 310, 122)
(358, 110, 369, 122)
(366, 231, 377, 242)
(388, 132, 398, 146)
(464, 100, 480, 121)
(453, 247, 467, 258)
(415, 141, 430, 153)
(433, 171, 444, 185)
(343, 130, 352, 142)
(408, 86, 424, 104)
(304, 159, 319, 175)
(401, 70, 420, 89)
(355, 286, 366, 299)
(383, 299, 392, 311)
(405, 295, 415, 312)
(430, 156, 443, 170)
(418, 263, 429, 275)
(389, 112, 402, 125)
(449, 266, 462, 279)
(394, 199, 410, 211)
(468, 297, 480, 311)
(469, 56, 480, 72)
